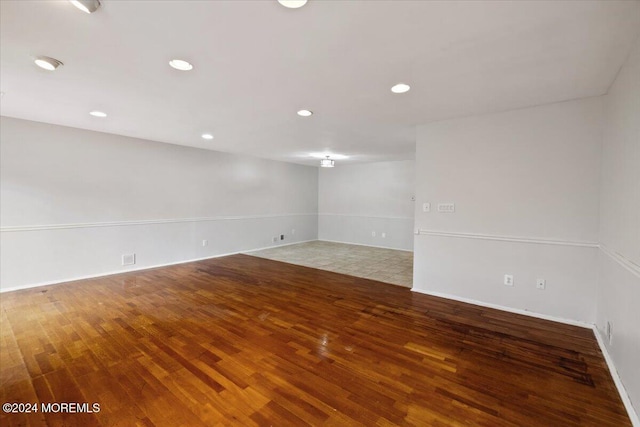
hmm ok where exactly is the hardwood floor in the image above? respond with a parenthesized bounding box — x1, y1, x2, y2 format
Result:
(0, 254, 630, 426)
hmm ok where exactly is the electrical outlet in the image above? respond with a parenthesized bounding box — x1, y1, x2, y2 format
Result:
(202, 239, 208, 247)
(606, 321, 613, 345)
(381, 232, 386, 238)
(122, 254, 136, 266)
(372, 231, 376, 237)
(536, 278, 546, 290)
(423, 202, 431, 212)
(291, 229, 295, 235)
(504, 274, 514, 286)
(280, 234, 284, 240)
(272, 236, 278, 243)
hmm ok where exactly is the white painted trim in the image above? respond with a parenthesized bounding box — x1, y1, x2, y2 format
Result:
(0, 213, 317, 233)
(318, 239, 413, 253)
(0, 239, 315, 294)
(411, 287, 638, 425)
(319, 213, 413, 221)
(592, 325, 640, 426)
(411, 288, 593, 328)
(600, 244, 640, 279)
(416, 229, 599, 248)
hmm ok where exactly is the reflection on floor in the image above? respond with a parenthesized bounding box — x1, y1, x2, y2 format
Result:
(246, 240, 413, 287)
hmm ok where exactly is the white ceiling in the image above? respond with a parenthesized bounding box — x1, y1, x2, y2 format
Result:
(1, 1, 639, 166)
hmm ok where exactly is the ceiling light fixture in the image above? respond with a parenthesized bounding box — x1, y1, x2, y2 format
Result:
(201, 133, 214, 140)
(89, 111, 107, 118)
(391, 83, 410, 94)
(310, 152, 348, 160)
(320, 156, 335, 168)
(297, 109, 313, 117)
(169, 59, 193, 71)
(34, 56, 63, 71)
(69, 0, 101, 14)
(278, 0, 308, 9)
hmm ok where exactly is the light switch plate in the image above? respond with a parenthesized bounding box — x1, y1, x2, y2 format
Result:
(437, 203, 455, 213)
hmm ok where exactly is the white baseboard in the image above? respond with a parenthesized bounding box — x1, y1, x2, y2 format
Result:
(0, 239, 315, 294)
(318, 238, 413, 253)
(411, 287, 638, 425)
(592, 325, 640, 426)
(411, 288, 592, 328)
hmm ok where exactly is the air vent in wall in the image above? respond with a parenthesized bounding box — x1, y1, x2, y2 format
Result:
(122, 254, 136, 266)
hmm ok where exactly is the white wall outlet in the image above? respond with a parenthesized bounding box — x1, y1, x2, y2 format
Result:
(536, 278, 546, 290)
(291, 229, 295, 235)
(122, 254, 136, 266)
(272, 236, 278, 243)
(372, 231, 376, 237)
(202, 239, 208, 247)
(606, 321, 613, 345)
(504, 274, 514, 286)
(423, 202, 431, 212)
(381, 232, 386, 238)
(437, 203, 455, 213)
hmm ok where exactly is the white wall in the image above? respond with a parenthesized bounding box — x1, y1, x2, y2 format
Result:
(596, 36, 640, 417)
(0, 117, 318, 291)
(318, 160, 414, 250)
(413, 97, 603, 323)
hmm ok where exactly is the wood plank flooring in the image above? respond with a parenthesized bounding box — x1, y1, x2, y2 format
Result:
(0, 254, 631, 426)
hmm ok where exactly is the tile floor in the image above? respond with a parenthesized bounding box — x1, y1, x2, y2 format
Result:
(246, 240, 413, 287)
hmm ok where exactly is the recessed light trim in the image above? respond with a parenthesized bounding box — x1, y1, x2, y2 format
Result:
(69, 0, 101, 14)
(391, 83, 410, 94)
(169, 59, 193, 71)
(297, 109, 313, 117)
(201, 133, 214, 140)
(34, 56, 63, 71)
(278, 0, 308, 9)
(89, 111, 107, 118)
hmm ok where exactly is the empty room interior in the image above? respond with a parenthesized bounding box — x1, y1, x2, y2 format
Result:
(1, 0, 639, 426)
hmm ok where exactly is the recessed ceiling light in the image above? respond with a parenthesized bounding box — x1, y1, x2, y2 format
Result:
(169, 59, 193, 71)
(69, 0, 101, 14)
(34, 56, 63, 71)
(297, 109, 313, 117)
(391, 83, 410, 94)
(201, 133, 214, 140)
(89, 111, 107, 118)
(278, 0, 307, 9)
